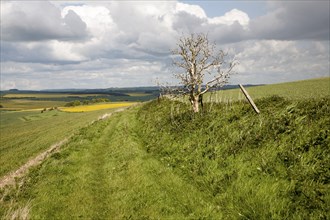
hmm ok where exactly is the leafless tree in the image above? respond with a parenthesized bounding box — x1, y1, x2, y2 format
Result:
(171, 33, 238, 113)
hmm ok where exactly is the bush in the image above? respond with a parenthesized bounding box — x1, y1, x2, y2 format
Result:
(65, 99, 109, 107)
(65, 100, 81, 107)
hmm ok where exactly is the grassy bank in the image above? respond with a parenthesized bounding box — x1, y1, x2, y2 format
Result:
(137, 96, 329, 219)
(2, 95, 329, 219)
(1, 78, 329, 219)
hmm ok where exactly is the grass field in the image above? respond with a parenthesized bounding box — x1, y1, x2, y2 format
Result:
(1, 78, 329, 219)
(0, 108, 124, 177)
(136, 96, 329, 219)
(1, 109, 221, 219)
(0, 89, 159, 110)
(2, 93, 101, 98)
(0, 99, 66, 111)
(205, 77, 330, 102)
(125, 93, 150, 97)
(60, 102, 137, 112)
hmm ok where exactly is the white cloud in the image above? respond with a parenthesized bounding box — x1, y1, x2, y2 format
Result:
(0, 1, 88, 42)
(49, 41, 87, 62)
(208, 9, 249, 27)
(0, 0, 329, 90)
(230, 40, 329, 84)
(62, 5, 116, 39)
(175, 2, 207, 19)
(250, 1, 329, 41)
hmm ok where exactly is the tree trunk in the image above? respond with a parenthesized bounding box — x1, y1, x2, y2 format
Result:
(199, 94, 203, 110)
(192, 96, 199, 113)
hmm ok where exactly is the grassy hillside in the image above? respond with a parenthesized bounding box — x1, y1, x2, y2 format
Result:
(1, 108, 221, 219)
(1, 78, 329, 219)
(205, 77, 330, 102)
(136, 96, 329, 219)
(0, 109, 120, 177)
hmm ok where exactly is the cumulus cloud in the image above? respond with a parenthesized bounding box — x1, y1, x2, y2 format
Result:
(175, 2, 207, 19)
(0, 58, 169, 89)
(250, 1, 330, 41)
(208, 9, 250, 27)
(230, 40, 329, 84)
(0, 0, 329, 90)
(0, 1, 88, 42)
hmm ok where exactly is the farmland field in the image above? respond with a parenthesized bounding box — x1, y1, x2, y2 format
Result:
(0, 108, 125, 177)
(124, 92, 151, 97)
(2, 93, 102, 98)
(0, 78, 329, 219)
(0, 99, 66, 111)
(205, 77, 330, 102)
(60, 102, 137, 112)
(0, 88, 159, 110)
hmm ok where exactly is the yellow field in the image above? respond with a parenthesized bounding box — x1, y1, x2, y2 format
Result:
(60, 102, 137, 112)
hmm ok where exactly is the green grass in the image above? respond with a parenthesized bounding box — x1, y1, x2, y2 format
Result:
(2, 95, 329, 219)
(0, 99, 66, 110)
(2, 93, 102, 98)
(0, 109, 119, 177)
(1, 78, 329, 219)
(1, 108, 221, 219)
(136, 96, 330, 219)
(205, 77, 330, 102)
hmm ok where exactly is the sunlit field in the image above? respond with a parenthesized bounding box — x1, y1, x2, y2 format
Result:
(0, 99, 66, 111)
(60, 102, 137, 112)
(204, 77, 330, 103)
(124, 93, 150, 97)
(1, 78, 329, 219)
(2, 93, 101, 98)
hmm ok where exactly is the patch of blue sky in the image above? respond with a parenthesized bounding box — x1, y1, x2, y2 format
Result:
(181, 0, 268, 18)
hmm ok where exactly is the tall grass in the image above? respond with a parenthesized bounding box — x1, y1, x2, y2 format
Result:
(1, 78, 329, 219)
(1, 109, 222, 219)
(137, 96, 330, 219)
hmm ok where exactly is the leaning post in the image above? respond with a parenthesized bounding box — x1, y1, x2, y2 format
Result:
(239, 84, 260, 114)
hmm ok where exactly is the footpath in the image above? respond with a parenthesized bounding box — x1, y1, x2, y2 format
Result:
(2, 108, 220, 219)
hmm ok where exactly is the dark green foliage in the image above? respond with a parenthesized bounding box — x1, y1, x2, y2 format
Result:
(65, 98, 110, 107)
(64, 100, 81, 107)
(137, 96, 330, 219)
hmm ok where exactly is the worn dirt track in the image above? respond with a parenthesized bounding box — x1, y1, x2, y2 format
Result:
(0, 138, 68, 188)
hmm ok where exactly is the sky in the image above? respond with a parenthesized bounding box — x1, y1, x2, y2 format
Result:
(0, 0, 329, 90)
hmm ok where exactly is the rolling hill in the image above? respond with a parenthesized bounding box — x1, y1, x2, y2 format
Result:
(1, 78, 329, 219)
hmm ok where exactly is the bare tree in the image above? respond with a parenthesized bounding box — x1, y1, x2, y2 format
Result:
(171, 33, 238, 113)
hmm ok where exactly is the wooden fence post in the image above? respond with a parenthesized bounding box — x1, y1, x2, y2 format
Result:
(239, 84, 260, 114)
